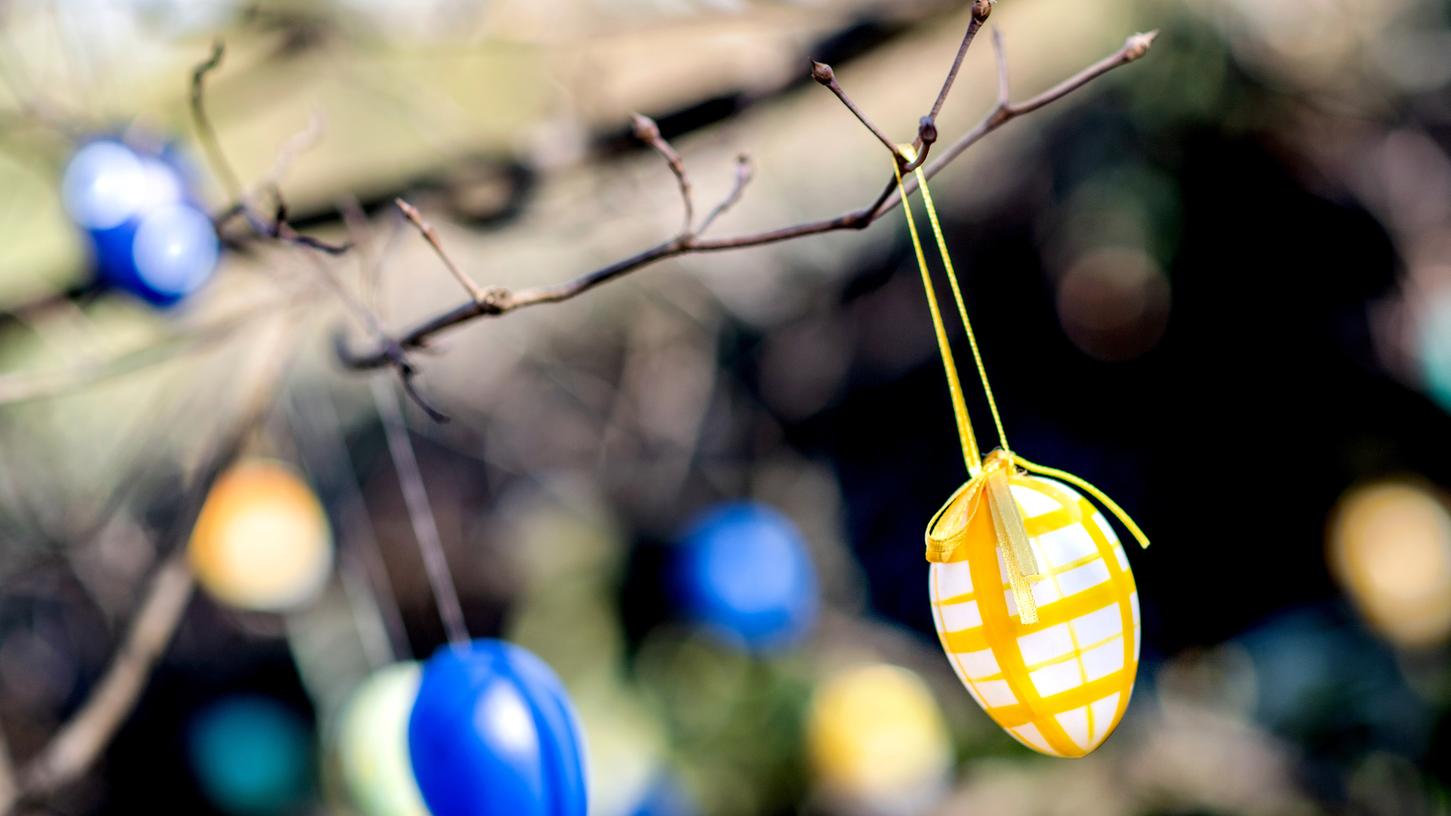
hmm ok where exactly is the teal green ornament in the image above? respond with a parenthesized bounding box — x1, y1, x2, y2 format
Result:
(189, 696, 312, 815)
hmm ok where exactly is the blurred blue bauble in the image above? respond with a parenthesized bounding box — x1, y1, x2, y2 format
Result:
(188, 696, 312, 816)
(675, 502, 819, 651)
(629, 776, 697, 816)
(61, 137, 219, 307)
(408, 639, 589, 816)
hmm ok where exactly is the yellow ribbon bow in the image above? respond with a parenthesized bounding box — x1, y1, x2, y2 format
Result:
(893, 146, 1149, 624)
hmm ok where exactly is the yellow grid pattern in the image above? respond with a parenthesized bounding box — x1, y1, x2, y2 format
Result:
(930, 476, 1140, 758)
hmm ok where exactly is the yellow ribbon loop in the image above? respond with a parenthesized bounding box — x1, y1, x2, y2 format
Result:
(897, 146, 1151, 622)
(1014, 455, 1151, 550)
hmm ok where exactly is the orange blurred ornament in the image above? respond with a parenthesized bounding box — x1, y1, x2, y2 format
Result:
(1328, 481, 1451, 649)
(189, 459, 333, 611)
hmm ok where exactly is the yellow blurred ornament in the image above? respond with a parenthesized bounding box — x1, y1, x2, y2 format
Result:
(336, 663, 430, 816)
(806, 664, 950, 810)
(892, 149, 1151, 758)
(1328, 481, 1451, 649)
(190, 459, 333, 612)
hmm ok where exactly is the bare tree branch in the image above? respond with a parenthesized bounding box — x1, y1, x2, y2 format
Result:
(191, 42, 349, 256)
(927, 0, 996, 126)
(395, 198, 489, 303)
(337, 30, 1158, 373)
(632, 113, 694, 236)
(922, 31, 1158, 173)
(992, 28, 1011, 105)
(817, 0, 992, 172)
(811, 60, 898, 156)
(696, 154, 754, 236)
(190, 40, 242, 203)
(0, 332, 295, 814)
(12, 548, 194, 809)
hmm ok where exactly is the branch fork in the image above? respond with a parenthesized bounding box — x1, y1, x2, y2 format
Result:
(335, 22, 1155, 379)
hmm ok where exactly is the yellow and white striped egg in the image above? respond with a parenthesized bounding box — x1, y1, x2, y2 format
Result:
(929, 475, 1140, 757)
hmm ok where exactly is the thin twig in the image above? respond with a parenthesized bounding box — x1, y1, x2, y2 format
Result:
(811, 61, 898, 155)
(191, 42, 349, 256)
(923, 31, 1159, 172)
(395, 198, 488, 303)
(927, 0, 995, 125)
(299, 248, 450, 422)
(696, 154, 754, 236)
(190, 40, 242, 202)
(820, 0, 993, 173)
(632, 114, 694, 235)
(337, 31, 1157, 373)
(369, 377, 469, 647)
(993, 28, 1011, 105)
(259, 110, 325, 193)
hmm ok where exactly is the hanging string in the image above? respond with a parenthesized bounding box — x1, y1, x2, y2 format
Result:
(892, 151, 982, 477)
(286, 387, 413, 666)
(895, 149, 1150, 553)
(898, 147, 1151, 625)
(911, 162, 1010, 453)
(371, 377, 471, 647)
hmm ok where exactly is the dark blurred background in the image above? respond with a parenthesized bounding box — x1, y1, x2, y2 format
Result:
(1, 0, 1449, 814)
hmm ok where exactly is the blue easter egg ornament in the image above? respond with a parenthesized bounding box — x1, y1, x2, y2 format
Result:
(61, 137, 219, 307)
(676, 502, 819, 650)
(408, 639, 589, 816)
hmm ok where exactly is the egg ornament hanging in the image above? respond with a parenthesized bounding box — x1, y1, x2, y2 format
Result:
(408, 639, 589, 816)
(674, 502, 819, 651)
(888, 149, 1152, 758)
(335, 663, 430, 816)
(189, 459, 334, 612)
(61, 136, 220, 307)
(926, 451, 1143, 757)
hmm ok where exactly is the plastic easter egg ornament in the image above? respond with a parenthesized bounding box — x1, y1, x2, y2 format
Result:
(676, 502, 818, 650)
(408, 639, 589, 816)
(61, 137, 219, 306)
(336, 663, 429, 816)
(807, 664, 950, 813)
(927, 453, 1142, 757)
(891, 147, 1151, 757)
(189, 696, 313, 815)
(1328, 482, 1451, 649)
(189, 459, 333, 612)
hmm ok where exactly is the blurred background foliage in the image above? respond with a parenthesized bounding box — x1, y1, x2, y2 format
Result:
(1, 0, 1450, 813)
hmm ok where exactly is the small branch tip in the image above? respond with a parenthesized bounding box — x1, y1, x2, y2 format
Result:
(1125, 31, 1158, 61)
(972, 0, 993, 22)
(630, 113, 660, 142)
(810, 60, 835, 85)
(918, 116, 938, 145)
